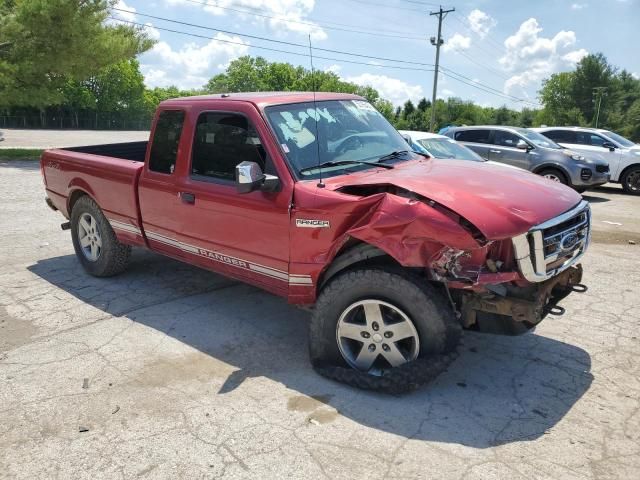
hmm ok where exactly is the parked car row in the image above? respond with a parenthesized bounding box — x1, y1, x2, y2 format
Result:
(402, 124, 640, 195)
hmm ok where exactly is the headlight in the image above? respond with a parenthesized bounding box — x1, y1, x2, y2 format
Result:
(562, 150, 585, 161)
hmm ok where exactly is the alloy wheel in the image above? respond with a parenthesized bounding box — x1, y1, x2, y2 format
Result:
(78, 213, 102, 261)
(336, 300, 420, 374)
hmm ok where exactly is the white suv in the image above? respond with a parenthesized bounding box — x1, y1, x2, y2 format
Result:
(533, 127, 640, 195)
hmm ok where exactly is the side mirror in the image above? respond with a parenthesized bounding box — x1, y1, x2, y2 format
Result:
(516, 140, 530, 150)
(400, 133, 412, 145)
(602, 141, 616, 152)
(235, 161, 280, 194)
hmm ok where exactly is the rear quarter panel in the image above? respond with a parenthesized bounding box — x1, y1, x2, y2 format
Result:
(41, 150, 145, 245)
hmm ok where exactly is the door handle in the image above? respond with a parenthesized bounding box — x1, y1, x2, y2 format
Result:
(489, 149, 502, 154)
(180, 192, 195, 204)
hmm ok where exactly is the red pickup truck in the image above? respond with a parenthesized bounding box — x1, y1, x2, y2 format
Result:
(41, 92, 590, 392)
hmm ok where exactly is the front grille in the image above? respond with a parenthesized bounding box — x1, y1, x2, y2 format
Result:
(512, 201, 591, 282)
(596, 164, 609, 173)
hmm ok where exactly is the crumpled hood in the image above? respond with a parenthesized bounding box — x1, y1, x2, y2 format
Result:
(324, 158, 582, 240)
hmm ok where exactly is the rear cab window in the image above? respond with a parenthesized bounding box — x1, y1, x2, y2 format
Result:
(454, 129, 491, 144)
(149, 110, 185, 174)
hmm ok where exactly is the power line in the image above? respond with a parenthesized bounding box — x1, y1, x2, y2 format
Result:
(440, 69, 541, 107)
(110, 14, 541, 107)
(344, 0, 428, 13)
(451, 10, 507, 55)
(109, 18, 434, 73)
(451, 48, 511, 81)
(111, 8, 435, 68)
(175, 0, 426, 39)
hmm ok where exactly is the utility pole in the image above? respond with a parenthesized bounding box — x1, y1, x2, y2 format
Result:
(592, 87, 607, 128)
(429, 5, 455, 132)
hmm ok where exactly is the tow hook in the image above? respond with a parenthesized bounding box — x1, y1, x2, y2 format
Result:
(61, 222, 71, 231)
(572, 284, 588, 293)
(546, 305, 566, 316)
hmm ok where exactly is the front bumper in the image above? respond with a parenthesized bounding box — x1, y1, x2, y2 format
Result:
(459, 264, 584, 328)
(569, 164, 610, 187)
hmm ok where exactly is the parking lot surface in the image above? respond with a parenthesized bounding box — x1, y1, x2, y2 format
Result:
(1, 159, 639, 479)
(0, 129, 149, 149)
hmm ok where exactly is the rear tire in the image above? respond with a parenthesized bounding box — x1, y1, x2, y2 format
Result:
(538, 168, 568, 185)
(70, 196, 131, 277)
(621, 166, 640, 195)
(309, 268, 461, 393)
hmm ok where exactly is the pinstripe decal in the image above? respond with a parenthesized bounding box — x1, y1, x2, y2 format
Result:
(107, 218, 142, 236)
(145, 229, 312, 286)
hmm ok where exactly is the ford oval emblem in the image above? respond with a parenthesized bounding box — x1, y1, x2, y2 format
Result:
(560, 232, 579, 251)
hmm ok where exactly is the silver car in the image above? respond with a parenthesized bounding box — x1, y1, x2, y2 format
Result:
(444, 126, 610, 192)
(532, 127, 640, 195)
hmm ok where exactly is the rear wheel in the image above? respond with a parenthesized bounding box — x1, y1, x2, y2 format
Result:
(621, 166, 640, 195)
(538, 168, 568, 185)
(309, 268, 461, 393)
(70, 196, 131, 277)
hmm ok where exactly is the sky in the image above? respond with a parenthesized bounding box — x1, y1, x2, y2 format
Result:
(111, 0, 640, 110)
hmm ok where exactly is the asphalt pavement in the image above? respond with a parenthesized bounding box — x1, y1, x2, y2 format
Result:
(1, 158, 639, 479)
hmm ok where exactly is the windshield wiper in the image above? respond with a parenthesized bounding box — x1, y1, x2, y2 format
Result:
(299, 159, 394, 174)
(377, 149, 411, 163)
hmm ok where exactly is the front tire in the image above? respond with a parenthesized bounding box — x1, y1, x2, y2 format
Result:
(309, 268, 461, 393)
(70, 196, 131, 277)
(538, 168, 568, 185)
(621, 166, 640, 195)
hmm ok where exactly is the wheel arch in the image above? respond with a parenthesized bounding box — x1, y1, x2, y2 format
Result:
(532, 163, 571, 183)
(618, 162, 640, 182)
(67, 179, 97, 216)
(317, 239, 403, 290)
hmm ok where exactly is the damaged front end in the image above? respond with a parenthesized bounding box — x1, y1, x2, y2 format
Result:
(326, 184, 591, 335)
(428, 200, 591, 333)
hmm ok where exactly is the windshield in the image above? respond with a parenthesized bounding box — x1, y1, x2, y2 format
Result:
(603, 130, 636, 148)
(265, 100, 418, 179)
(417, 137, 485, 161)
(517, 128, 561, 149)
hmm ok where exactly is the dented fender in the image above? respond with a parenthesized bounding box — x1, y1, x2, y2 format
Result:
(290, 182, 498, 295)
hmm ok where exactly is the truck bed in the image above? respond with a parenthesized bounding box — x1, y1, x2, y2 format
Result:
(64, 141, 148, 162)
(41, 144, 145, 245)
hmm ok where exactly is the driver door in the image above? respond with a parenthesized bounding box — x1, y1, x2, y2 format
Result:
(173, 104, 293, 296)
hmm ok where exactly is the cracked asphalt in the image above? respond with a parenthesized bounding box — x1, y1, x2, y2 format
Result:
(1, 159, 639, 479)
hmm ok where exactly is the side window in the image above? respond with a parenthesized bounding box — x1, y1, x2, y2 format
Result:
(191, 112, 268, 181)
(545, 130, 576, 143)
(493, 130, 521, 147)
(149, 110, 185, 174)
(454, 129, 490, 144)
(589, 134, 606, 147)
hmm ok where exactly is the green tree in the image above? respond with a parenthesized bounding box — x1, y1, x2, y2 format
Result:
(402, 100, 415, 118)
(0, 0, 154, 108)
(417, 98, 430, 112)
(538, 72, 578, 124)
(571, 53, 615, 125)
